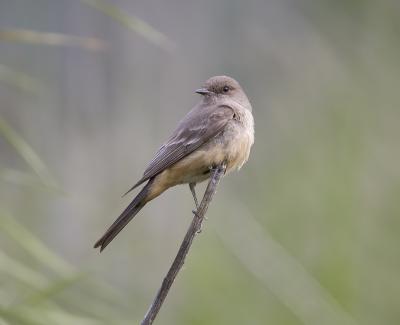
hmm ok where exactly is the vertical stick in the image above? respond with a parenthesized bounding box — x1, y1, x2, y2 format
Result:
(141, 164, 226, 325)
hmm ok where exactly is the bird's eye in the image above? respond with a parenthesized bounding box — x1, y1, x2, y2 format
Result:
(223, 86, 229, 92)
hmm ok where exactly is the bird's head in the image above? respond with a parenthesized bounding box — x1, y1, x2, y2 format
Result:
(196, 76, 251, 111)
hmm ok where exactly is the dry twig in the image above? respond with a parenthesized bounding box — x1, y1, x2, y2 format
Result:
(141, 163, 227, 325)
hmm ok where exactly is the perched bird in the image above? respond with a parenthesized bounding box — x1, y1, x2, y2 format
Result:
(94, 76, 254, 251)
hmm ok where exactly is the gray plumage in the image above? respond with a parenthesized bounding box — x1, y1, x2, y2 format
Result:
(95, 76, 254, 251)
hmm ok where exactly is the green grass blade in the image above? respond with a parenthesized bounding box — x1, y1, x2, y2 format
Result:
(0, 306, 103, 325)
(0, 251, 48, 289)
(215, 202, 358, 325)
(0, 317, 11, 325)
(0, 29, 107, 51)
(0, 117, 59, 190)
(21, 274, 88, 306)
(0, 213, 74, 276)
(80, 0, 174, 51)
(0, 64, 43, 95)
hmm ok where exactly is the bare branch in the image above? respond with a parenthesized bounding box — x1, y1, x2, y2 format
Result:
(141, 163, 227, 325)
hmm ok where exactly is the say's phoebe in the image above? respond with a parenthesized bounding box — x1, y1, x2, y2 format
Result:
(94, 76, 254, 251)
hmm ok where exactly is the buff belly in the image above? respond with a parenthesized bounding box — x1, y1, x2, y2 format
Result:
(146, 119, 254, 202)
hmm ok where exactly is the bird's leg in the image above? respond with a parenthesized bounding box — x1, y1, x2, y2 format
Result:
(189, 182, 199, 210)
(190, 182, 203, 233)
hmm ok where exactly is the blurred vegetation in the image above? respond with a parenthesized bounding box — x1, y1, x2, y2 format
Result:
(1, 0, 399, 324)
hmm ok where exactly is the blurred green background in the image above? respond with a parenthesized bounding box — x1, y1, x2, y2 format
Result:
(1, 0, 400, 324)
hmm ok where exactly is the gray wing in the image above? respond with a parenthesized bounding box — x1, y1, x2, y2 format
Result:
(123, 104, 234, 195)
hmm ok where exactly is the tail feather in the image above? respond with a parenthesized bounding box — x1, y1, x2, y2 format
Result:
(94, 178, 154, 252)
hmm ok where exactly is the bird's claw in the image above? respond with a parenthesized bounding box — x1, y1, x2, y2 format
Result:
(192, 209, 208, 222)
(191, 210, 203, 233)
(209, 163, 227, 174)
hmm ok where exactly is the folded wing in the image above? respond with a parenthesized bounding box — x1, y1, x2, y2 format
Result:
(123, 104, 234, 195)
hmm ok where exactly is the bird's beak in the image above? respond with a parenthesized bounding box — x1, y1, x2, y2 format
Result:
(195, 88, 212, 95)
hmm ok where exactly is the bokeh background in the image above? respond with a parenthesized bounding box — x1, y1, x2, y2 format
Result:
(1, 0, 400, 324)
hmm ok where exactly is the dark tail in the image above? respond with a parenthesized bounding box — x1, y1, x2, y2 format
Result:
(94, 178, 154, 252)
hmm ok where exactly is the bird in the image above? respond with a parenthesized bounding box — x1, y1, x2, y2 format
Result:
(94, 75, 254, 251)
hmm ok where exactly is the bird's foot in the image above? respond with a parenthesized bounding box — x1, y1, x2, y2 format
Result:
(209, 162, 227, 174)
(191, 210, 203, 233)
(192, 209, 208, 221)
